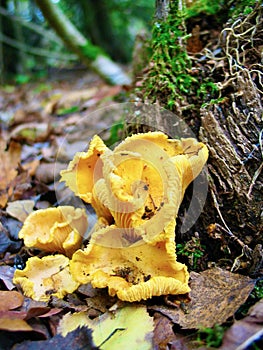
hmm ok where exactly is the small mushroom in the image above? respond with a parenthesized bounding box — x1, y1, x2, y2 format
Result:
(60, 135, 109, 203)
(70, 219, 190, 302)
(13, 254, 79, 301)
(18, 206, 88, 257)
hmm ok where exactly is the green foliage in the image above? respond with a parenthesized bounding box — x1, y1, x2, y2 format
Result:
(196, 324, 226, 348)
(235, 279, 263, 319)
(14, 74, 31, 84)
(61, 0, 155, 63)
(185, 0, 225, 18)
(176, 236, 205, 270)
(197, 81, 219, 100)
(104, 122, 125, 147)
(228, 0, 259, 19)
(57, 105, 80, 116)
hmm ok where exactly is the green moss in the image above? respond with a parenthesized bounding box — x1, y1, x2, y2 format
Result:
(228, 0, 259, 19)
(141, 1, 220, 111)
(196, 324, 226, 348)
(185, 0, 225, 18)
(80, 41, 105, 61)
(141, 1, 192, 108)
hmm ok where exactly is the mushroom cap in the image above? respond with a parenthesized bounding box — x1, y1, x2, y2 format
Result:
(95, 132, 208, 243)
(18, 206, 88, 257)
(70, 219, 190, 302)
(60, 135, 108, 203)
(13, 254, 79, 301)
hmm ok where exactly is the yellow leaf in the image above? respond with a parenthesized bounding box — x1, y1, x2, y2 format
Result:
(6, 200, 35, 222)
(92, 305, 154, 350)
(59, 305, 154, 350)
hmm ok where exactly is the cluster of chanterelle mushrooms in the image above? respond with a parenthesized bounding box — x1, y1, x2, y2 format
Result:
(14, 131, 208, 302)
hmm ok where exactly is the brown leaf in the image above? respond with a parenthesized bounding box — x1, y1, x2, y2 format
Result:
(10, 122, 50, 143)
(44, 88, 98, 115)
(20, 297, 50, 320)
(0, 140, 21, 208)
(219, 299, 263, 350)
(35, 162, 66, 183)
(22, 159, 40, 177)
(0, 310, 28, 319)
(0, 291, 24, 312)
(153, 313, 176, 349)
(150, 268, 255, 329)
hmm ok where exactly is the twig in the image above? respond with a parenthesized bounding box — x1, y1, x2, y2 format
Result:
(211, 189, 233, 235)
(0, 32, 77, 60)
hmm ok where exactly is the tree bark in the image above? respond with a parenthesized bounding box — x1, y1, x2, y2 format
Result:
(133, 1, 262, 275)
(198, 4, 263, 250)
(35, 0, 131, 85)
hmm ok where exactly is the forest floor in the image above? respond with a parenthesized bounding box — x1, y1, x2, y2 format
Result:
(0, 66, 262, 350)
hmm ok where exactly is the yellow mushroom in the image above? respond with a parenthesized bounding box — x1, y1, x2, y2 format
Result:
(60, 135, 109, 203)
(64, 131, 209, 301)
(13, 254, 79, 301)
(70, 219, 190, 302)
(95, 133, 208, 243)
(18, 206, 88, 257)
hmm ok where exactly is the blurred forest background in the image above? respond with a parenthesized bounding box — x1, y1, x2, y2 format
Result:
(0, 0, 154, 83)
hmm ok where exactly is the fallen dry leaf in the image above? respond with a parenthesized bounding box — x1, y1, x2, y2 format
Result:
(6, 200, 35, 222)
(89, 304, 155, 350)
(44, 87, 98, 115)
(10, 122, 51, 143)
(153, 313, 176, 349)
(22, 159, 40, 177)
(0, 140, 21, 208)
(59, 304, 154, 350)
(0, 318, 32, 332)
(0, 290, 24, 312)
(35, 162, 66, 183)
(12, 326, 96, 350)
(150, 268, 255, 329)
(0, 265, 16, 290)
(19, 297, 50, 320)
(219, 299, 263, 350)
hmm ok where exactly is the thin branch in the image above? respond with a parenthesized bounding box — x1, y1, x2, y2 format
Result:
(0, 33, 77, 61)
(0, 6, 62, 44)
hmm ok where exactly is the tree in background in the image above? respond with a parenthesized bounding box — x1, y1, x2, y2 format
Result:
(34, 0, 131, 85)
(0, 0, 154, 83)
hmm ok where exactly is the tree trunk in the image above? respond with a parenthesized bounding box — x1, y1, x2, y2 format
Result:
(35, 0, 131, 85)
(198, 4, 263, 271)
(132, 1, 262, 276)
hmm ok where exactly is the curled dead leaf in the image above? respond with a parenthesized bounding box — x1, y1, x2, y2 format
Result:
(149, 268, 256, 329)
(0, 291, 24, 312)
